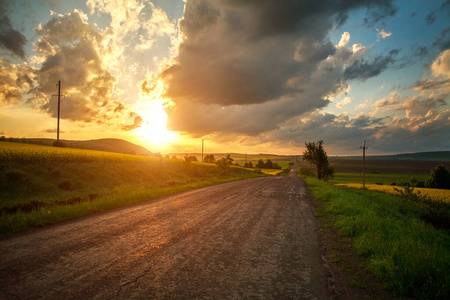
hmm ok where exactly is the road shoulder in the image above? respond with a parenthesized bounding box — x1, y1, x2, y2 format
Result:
(309, 185, 405, 300)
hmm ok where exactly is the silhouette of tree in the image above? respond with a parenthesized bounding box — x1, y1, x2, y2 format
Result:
(265, 159, 273, 169)
(426, 165, 450, 189)
(204, 154, 215, 163)
(256, 159, 265, 169)
(302, 140, 334, 180)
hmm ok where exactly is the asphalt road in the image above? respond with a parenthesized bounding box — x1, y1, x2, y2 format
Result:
(0, 167, 332, 299)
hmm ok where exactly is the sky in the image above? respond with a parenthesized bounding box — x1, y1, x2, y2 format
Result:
(0, 0, 449, 156)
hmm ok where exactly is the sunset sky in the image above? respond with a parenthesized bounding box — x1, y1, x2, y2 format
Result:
(1, 0, 449, 155)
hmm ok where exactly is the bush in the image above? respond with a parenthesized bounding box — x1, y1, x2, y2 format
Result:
(395, 186, 450, 229)
(426, 165, 450, 189)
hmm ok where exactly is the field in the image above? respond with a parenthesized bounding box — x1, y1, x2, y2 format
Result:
(336, 183, 450, 203)
(328, 158, 450, 174)
(0, 142, 273, 234)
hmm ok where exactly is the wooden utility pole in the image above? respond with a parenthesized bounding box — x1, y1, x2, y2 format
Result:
(52, 81, 64, 142)
(360, 141, 368, 189)
(202, 139, 204, 162)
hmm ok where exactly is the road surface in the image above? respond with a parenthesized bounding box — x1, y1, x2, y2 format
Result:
(0, 167, 333, 299)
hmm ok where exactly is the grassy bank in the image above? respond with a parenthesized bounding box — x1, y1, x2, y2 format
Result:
(302, 175, 450, 299)
(0, 142, 266, 234)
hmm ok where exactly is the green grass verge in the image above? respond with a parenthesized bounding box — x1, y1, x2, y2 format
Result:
(302, 175, 450, 299)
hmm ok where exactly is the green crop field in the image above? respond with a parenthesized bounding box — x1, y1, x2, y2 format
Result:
(0, 142, 269, 234)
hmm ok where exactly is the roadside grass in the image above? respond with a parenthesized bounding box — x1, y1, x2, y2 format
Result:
(302, 175, 450, 299)
(0, 142, 265, 234)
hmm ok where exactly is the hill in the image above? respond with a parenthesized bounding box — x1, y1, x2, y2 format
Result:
(0, 137, 152, 156)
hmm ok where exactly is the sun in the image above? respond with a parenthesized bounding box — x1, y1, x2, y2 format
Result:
(134, 101, 176, 146)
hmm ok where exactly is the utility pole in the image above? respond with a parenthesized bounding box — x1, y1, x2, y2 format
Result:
(202, 139, 204, 162)
(52, 81, 65, 143)
(360, 140, 368, 189)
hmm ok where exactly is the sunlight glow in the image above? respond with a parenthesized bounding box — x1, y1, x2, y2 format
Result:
(134, 100, 176, 146)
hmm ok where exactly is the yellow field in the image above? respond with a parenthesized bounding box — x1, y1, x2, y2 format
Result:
(0, 141, 156, 163)
(336, 183, 450, 203)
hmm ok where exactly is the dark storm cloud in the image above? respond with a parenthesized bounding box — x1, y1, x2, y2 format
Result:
(149, 0, 398, 136)
(0, 0, 27, 59)
(343, 49, 399, 81)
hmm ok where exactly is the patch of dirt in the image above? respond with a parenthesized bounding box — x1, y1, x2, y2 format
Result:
(313, 197, 408, 300)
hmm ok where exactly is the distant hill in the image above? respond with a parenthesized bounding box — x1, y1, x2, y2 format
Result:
(0, 137, 152, 156)
(331, 151, 450, 161)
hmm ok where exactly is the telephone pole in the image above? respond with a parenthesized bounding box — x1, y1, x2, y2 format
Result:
(52, 81, 65, 143)
(202, 139, 204, 162)
(360, 140, 368, 189)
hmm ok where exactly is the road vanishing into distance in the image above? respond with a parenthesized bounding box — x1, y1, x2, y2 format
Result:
(0, 167, 333, 299)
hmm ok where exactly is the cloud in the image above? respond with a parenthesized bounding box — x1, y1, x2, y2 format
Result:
(343, 49, 399, 81)
(122, 115, 144, 131)
(0, 58, 34, 106)
(336, 96, 352, 108)
(425, 11, 436, 26)
(376, 28, 392, 41)
(0, 0, 27, 59)
(413, 49, 450, 96)
(26, 10, 123, 124)
(433, 27, 450, 51)
(141, 0, 398, 138)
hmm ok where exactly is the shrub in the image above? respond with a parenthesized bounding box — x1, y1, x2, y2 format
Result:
(426, 165, 450, 189)
(395, 186, 450, 229)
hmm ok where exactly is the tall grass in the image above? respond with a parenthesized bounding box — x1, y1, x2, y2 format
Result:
(303, 176, 450, 299)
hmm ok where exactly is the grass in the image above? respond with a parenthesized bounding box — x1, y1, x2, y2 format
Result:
(301, 174, 450, 299)
(0, 141, 268, 234)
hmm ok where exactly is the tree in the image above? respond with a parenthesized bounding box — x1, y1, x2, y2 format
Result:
(184, 155, 198, 163)
(265, 159, 273, 169)
(302, 140, 334, 180)
(204, 154, 215, 163)
(426, 165, 450, 189)
(225, 154, 234, 165)
(171, 155, 177, 160)
(256, 159, 265, 169)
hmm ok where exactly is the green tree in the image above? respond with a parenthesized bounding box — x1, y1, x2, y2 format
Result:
(302, 140, 334, 180)
(426, 165, 450, 189)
